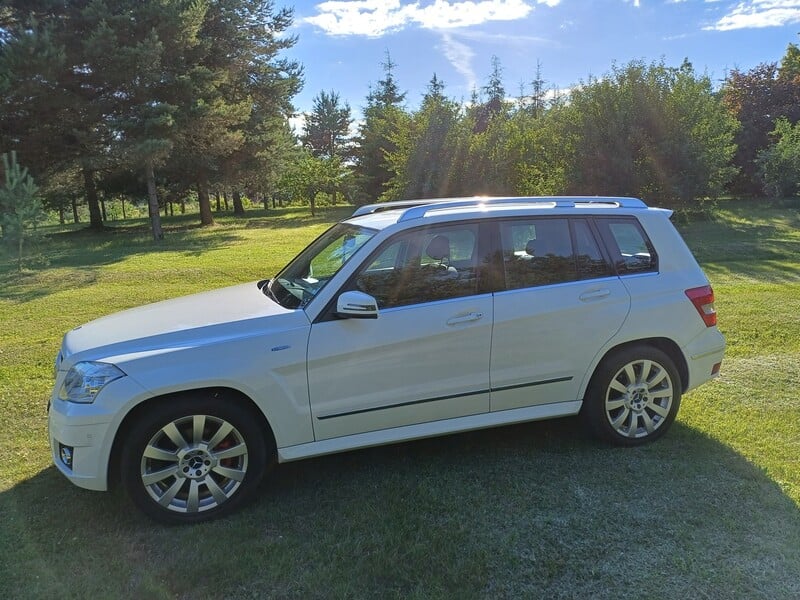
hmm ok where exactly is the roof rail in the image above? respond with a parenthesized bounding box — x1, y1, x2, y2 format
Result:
(351, 197, 480, 217)
(364, 196, 646, 222)
(352, 196, 647, 220)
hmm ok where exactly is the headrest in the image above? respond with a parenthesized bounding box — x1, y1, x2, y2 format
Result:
(425, 235, 450, 260)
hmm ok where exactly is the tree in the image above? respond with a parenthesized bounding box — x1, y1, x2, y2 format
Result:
(0, 152, 45, 270)
(1, 0, 302, 232)
(757, 118, 800, 197)
(473, 55, 508, 133)
(723, 45, 800, 195)
(302, 90, 352, 159)
(164, 0, 302, 225)
(354, 52, 408, 203)
(456, 58, 514, 196)
(385, 74, 462, 199)
(279, 150, 347, 216)
(564, 60, 738, 206)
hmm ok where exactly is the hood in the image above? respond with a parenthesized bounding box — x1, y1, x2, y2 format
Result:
(61, 282, 304, 362)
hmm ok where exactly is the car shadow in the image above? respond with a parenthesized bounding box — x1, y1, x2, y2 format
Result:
(2, 418, 799, 597)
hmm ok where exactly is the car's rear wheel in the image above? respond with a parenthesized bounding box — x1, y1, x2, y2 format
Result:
(582, 346, 681, 446)
(121, 394, 270, 524)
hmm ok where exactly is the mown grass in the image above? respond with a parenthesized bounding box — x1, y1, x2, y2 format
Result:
(0, 200, 798, 599)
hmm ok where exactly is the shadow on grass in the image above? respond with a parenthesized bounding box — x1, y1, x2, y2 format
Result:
(704, 259, 800, 283)
(3, 419, 799, 598)
(679, 200, 800, 267)
(0, 206, 352, 305)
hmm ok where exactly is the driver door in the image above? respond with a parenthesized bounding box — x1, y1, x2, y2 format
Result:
(306, 223, 494, 440)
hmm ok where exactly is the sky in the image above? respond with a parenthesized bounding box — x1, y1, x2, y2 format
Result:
(284, 0, 800, 121)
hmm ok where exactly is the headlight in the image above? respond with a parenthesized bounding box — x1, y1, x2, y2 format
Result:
(58, 361, 126, 404)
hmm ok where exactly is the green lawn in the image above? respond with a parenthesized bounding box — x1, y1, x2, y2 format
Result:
(1, 201, 798, 598)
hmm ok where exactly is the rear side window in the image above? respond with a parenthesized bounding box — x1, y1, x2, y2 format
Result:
(499, 218, 611, 289)
(573, 219, 612, 279)
(597, 218, 658, 274)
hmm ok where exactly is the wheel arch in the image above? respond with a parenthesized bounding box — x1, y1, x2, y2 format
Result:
(583, 337, 689, 401)
(107, 386, 276, 490)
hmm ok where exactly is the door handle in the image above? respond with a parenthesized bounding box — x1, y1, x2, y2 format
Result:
(446, 312, 484, 326)
(579, 289, 611, 302)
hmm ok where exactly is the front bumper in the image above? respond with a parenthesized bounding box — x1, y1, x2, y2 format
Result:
(48, 374, 150, 491)
(49, 408, 113, 491)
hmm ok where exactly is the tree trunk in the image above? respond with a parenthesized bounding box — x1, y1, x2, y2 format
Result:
(223, 191, 229, 211)
(101, 197, 107, 221)
(58, 204, 65, 224)
(309, 193, 316, 217)
(145, 160, 164, 240)
(262, 194, 268, 211)
(232, 190, 245, 215)
(215, 191, 221, 212)
(71, 196, 79, 223)
(122, 197, 126, 220)
(197, 179, 214, 225)
(180, 197, 185, 214)
(82, 168, 103, 229)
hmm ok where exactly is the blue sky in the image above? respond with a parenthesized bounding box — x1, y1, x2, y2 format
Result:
(285, 0, 800, 118)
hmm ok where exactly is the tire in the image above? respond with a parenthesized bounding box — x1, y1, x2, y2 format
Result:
(120, 393, 270, 524)
(581, 346, 681, 446)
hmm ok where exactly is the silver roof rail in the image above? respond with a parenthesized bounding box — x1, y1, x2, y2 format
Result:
(372, 196, 647, 222)
(351, 197, 481, 217)
(352, 196, 647, 220)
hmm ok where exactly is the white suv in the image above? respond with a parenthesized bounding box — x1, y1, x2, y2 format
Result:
(48, 197, 725, 523)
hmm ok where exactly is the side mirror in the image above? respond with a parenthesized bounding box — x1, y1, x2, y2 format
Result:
(336, 291, 379, 319)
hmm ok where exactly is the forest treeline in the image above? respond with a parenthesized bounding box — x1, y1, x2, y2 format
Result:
(1, 1, 799, 242)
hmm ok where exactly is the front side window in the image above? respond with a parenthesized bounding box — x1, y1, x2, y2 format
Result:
(354, 224, 480, 308)
(269, 223, 376, 309)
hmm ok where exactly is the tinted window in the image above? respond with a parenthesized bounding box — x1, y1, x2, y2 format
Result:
(600, 219, 657, 274)
(355, 224, 480, 308)
(573, 219, 612, 279)
(501, 218, 577, 288)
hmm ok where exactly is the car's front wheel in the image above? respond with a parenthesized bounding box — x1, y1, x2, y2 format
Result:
(582, 346, 681, 446)
(120, 394, 270, 524)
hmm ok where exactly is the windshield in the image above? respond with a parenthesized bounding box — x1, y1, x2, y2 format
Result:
(267, 223, 376, 309)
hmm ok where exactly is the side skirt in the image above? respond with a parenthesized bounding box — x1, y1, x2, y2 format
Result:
(277, 400, 583, 463)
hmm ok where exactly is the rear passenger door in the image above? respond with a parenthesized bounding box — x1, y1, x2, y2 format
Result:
(490, 217, 630, 411)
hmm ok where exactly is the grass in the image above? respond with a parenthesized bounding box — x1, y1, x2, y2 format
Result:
(1, 200, 799, 599)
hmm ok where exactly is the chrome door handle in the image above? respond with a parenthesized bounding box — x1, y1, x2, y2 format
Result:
(579, 289, 611, 302)
(446, 312, 484, 326)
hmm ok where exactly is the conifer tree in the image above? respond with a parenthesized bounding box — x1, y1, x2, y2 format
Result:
(354, 52, 408, 203)
(0, 152, 45, 270)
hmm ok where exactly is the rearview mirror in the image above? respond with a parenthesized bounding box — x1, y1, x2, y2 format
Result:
(336, 291, 379, 319)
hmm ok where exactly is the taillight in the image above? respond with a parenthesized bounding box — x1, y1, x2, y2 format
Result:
(685, 285, 717, 327)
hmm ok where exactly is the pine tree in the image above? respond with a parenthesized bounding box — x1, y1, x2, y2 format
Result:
(302, 90, 352, 159)
(0, 152, 45, 270)
(354, 52, 408, 203)
(385, 74, 461, 199)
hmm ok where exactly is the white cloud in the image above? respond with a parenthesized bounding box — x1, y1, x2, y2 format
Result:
(303, 0, 558, 37)
(705, 0, 800, 31)
(438, 32, 478, 90)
